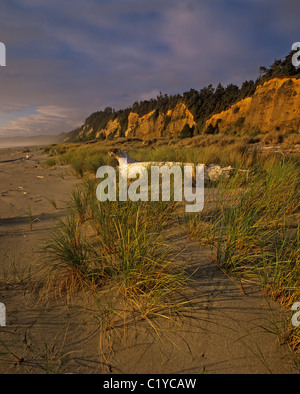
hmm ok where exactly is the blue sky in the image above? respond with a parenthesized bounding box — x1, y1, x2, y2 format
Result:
(0, 0, 299, 138)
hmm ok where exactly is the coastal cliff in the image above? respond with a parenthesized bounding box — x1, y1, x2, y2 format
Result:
(204, 78, 300, 135)
(64, 76, 300, 143)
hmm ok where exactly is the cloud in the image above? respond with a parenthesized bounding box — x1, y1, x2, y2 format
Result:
(0, 106, 84, 137)
(0, 0, 299, 138)
(156, 1, 268, 88)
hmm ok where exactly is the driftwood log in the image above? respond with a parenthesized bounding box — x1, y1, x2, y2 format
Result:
(109, 148, 248, 182)
(0, 154, 32, 164)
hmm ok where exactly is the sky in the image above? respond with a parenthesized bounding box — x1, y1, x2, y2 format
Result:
(0, 0, 299, 138)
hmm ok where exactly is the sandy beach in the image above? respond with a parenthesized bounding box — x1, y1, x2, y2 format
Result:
(0, 145, 298, 374)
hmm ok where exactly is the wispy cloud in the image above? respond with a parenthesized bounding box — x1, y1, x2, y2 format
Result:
(0, 106, 83, 137)
(0, 0, 298, 137)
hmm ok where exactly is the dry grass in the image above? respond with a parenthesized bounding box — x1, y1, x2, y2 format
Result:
(186, 158, 300, 353)
(42, 134, 300, 353)
(41, 177, 189, 325)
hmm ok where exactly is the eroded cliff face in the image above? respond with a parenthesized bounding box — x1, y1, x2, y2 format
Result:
(70, 77, 300, 143)
(205, 78, 300, 135)
(96, 118, 122, 139)
(73, 103, 196, 141)
(124, 103, 195, 139)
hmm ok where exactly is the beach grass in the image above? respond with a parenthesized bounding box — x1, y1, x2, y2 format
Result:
(42, 137, 300, 353)
(42, 176, 189, 324)
(186, 157, 300, 353)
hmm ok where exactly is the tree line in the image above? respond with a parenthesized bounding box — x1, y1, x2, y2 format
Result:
(70, 51, 299, 141)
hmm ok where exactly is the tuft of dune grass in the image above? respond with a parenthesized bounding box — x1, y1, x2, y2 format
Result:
(42, 177, 189, 322)
(186, 158, 300, 353)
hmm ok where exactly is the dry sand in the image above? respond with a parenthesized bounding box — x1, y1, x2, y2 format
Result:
(0, 145, 299, 374)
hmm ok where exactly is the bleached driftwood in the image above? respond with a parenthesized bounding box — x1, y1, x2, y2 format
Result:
(109, 149, 243, 182)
